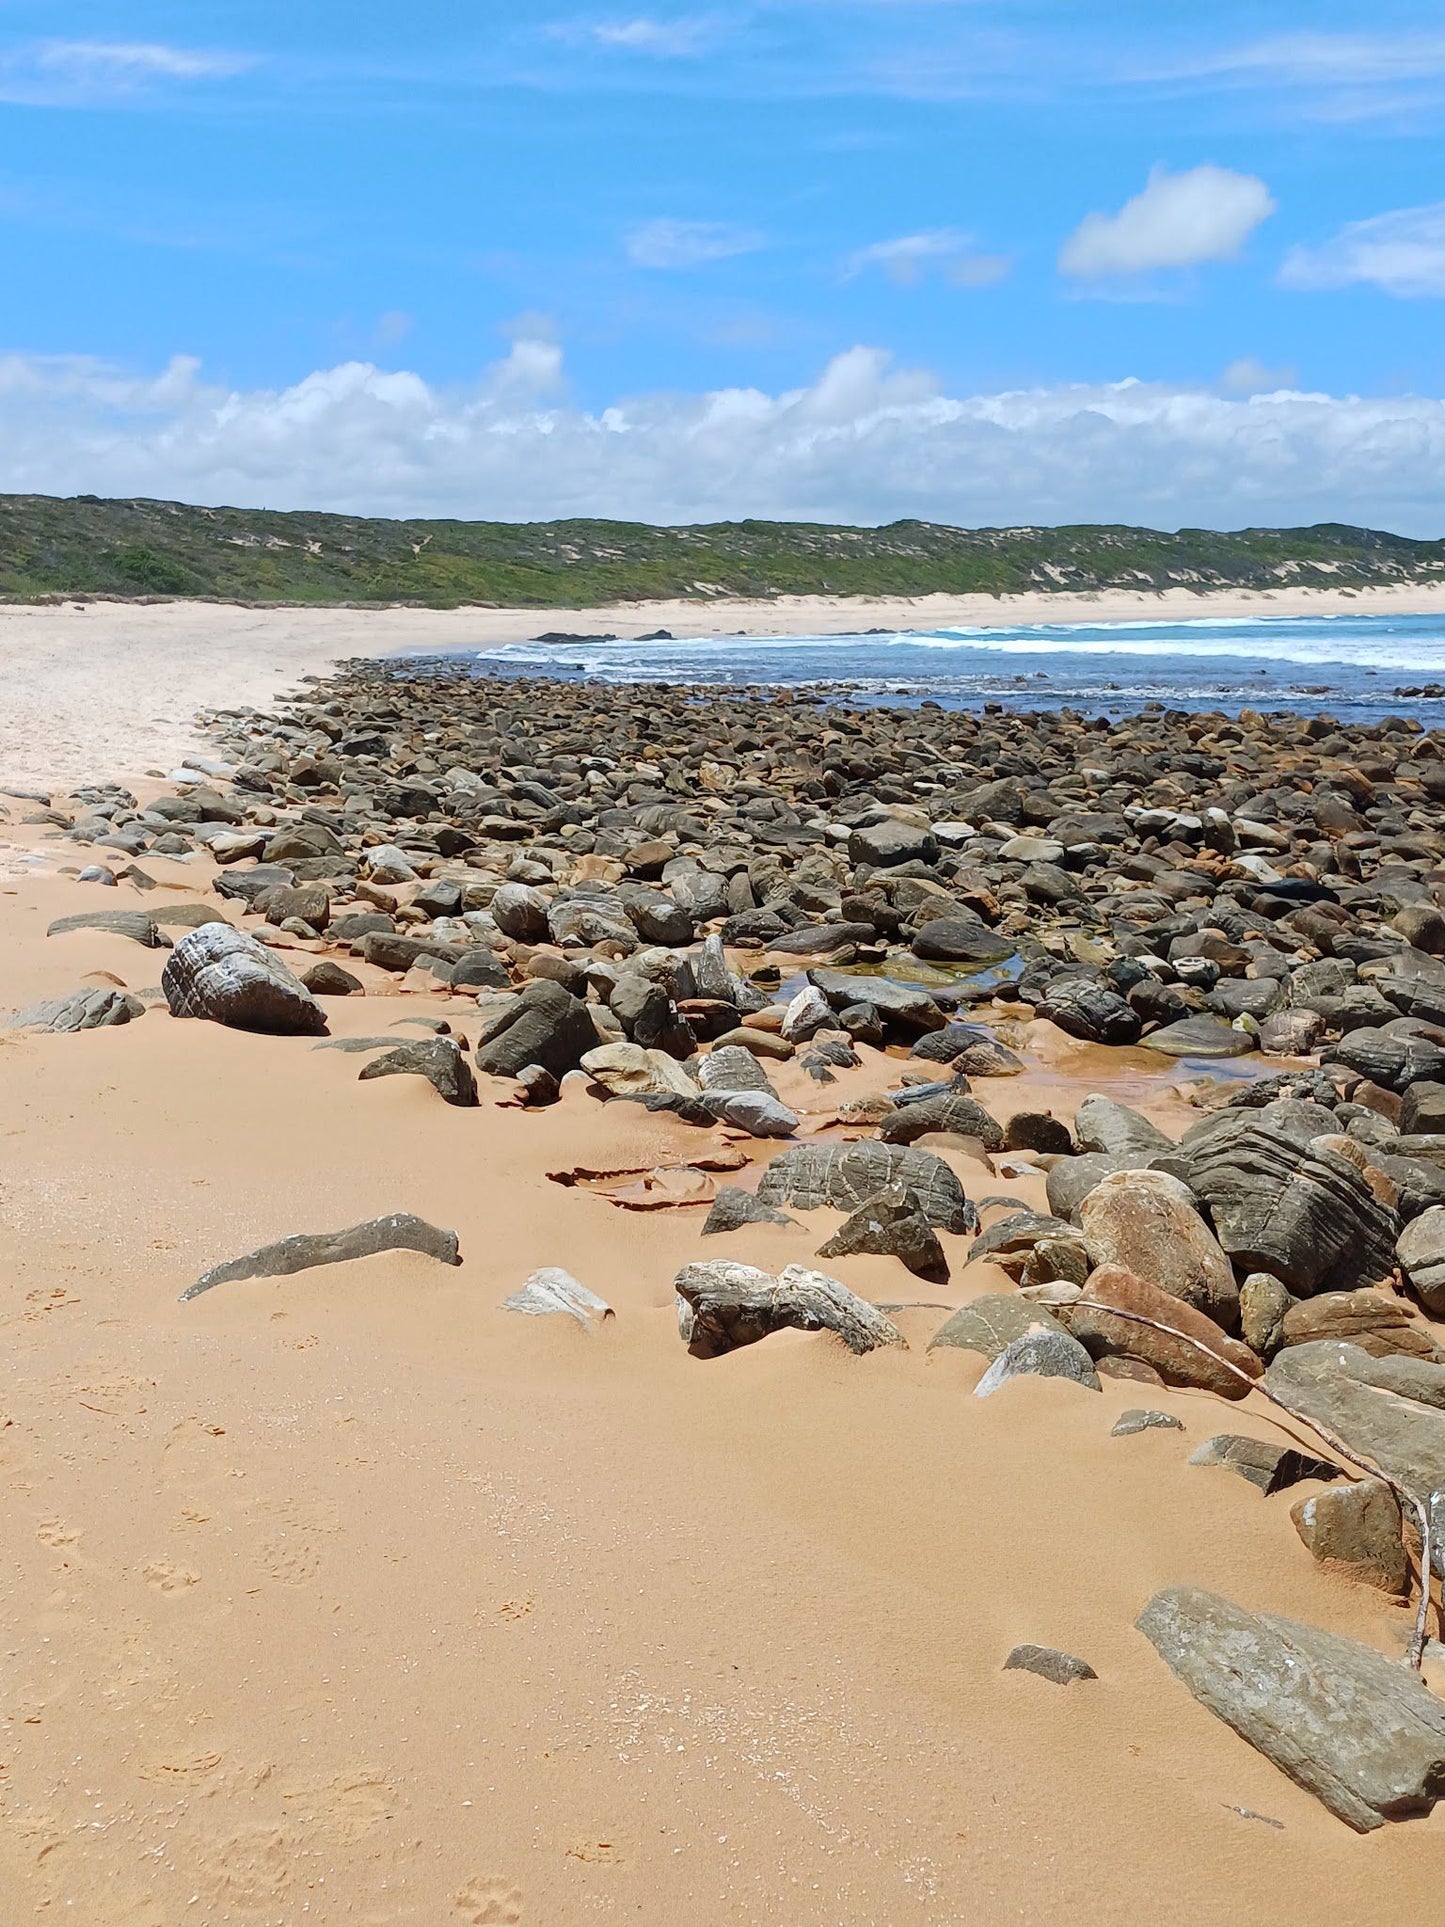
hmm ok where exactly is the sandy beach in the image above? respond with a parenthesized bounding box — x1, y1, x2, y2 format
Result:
(3, 579, 1445, 792)
(3, 612, 1445, 1923)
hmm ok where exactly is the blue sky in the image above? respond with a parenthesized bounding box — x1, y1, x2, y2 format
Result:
(2, 3, 1445, 528)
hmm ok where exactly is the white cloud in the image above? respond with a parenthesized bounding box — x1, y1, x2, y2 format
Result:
(1, 343, 1445, 536)
(844, 230, 1010, 287)
(1280, 203, 1445, 298)
(1154, 32, 1445, 88)
(625, 218, 764, 268)
(591, 17, 714, 56)
(1060, 165, 1276, 280)
(1218, 356, 1297, 397)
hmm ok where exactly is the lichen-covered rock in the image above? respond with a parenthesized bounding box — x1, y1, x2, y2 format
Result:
(162, 922, 328, 1035)
(757, 1141, 976, 1233)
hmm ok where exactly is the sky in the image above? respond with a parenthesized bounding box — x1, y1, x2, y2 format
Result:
(2, 3, 1445, 530)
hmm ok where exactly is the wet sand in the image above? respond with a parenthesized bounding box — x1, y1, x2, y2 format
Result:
(4, 578, 1445, 792)
(2, 807, 1443, 1923)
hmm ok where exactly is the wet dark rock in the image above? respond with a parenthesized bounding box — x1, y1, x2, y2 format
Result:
(910, 1025, 1024, 1074)
(1003, 1111, 1073, 1155)
(1143, 1014, 1255, 1058)
(911, 918, 1015, 964)
(1037, 979, 1142, 1046)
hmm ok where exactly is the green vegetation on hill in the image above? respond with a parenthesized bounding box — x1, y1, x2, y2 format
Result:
(0, 493, 1440, 606)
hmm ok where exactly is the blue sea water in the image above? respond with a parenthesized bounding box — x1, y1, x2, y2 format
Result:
(447, 610, 1445, 723)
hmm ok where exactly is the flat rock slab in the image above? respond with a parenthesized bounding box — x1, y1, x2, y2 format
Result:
(758, 1141, 976, 1234)
(1003, 1644, 1097, 1686)
(1143, 1015, 1255, 1058)
(47, 910, 167, 947)
(1188, 1432, 1340, 1495)
(183, 1213, 462, 1300)
(1112, 1409, 1184, 1436)
(8, 986, 146, 1032)
(1266, 1341, 1445, 1507)
(1137, 1584, 1445, 1831)
(502, 1268, 613, 1327)
(929, 1293, 1068, 1359)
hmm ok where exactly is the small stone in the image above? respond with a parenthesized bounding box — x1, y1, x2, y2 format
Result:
(502, 1268, 613, 1326)
(702, 1188, 796, 1235)
(301, 960, 362, 996)
(1002, 1644, 1097, 1685)
(1111, 1409, 1184, 1436)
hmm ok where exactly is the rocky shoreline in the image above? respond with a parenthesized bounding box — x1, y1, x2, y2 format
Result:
(12, 656, 1445, 1845)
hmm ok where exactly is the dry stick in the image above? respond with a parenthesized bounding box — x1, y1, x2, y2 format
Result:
(1078, 1298, 1438, 1671)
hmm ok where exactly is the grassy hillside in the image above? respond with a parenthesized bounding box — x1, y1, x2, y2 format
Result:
(0, 493, 1440, 606)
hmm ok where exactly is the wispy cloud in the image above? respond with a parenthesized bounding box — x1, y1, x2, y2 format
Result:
(1281, 202, 1445, 298)
(625, 217, 765, 268)
(590, 16, 718, 56)
(844, 229, 1010, 287)
(1060, 165, 1275, 279)
(0, 38, 253, 107)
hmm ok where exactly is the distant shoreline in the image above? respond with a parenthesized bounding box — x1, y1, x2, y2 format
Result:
(3, 581, 1444, 793)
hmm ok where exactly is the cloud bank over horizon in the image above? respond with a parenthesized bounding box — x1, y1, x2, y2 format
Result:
(1, 342, 1443, 538)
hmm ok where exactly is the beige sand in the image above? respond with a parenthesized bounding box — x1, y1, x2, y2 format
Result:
(4, 579, 1445, 792)
(2, 801, 1445, 1923)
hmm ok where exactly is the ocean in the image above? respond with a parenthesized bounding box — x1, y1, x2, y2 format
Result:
(455, 610, 1445, 723)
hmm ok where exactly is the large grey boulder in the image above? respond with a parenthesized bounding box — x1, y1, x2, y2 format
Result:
(1036, 979, 1142, 1047)
(757, 1141, 976, 1233)
(1080, 1168, 1238, 1327)
(1266, 1341, 1445, 1508)
(489, 881, 550, 943)
(848, 818, 938, 869)
(1137, 1584, 1445, 1831)
(1182, 1122, 1398, 1296)
(162, 923, 328, 1035)
(673, 1260, 905, 1358)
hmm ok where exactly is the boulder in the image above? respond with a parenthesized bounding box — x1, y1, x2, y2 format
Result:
(1036, 980, 1142, 1046)
(697, 1045, 777, 1096)
(301, 960, 362, 996)
(673, 1260, 905, 1358)
(1291, 1479, 1408, 1596)
(911, 919, 1016, 965)
(1266, 1341, 1445, 1507)
(1045, 1153, 1147, 1224)
(1137, 1584, 1445, 1831)
(489, 882, 551, 943)
(910, 1026, 1024, 1075)
(1279, 1289, 1443, 1361)
(47, 909, 165, 947)
(757, 1141, 976, 1233)
(1074, 1095, 1173, 1160)
(808, 969, 946, 1037)
(1142, 1014, 1255, 1059)
(1080, 1169, 1239, 1328)
(162, 923, 328, 1035)
(849, 819, 939, 869)
(475, 980, 598, 1080)
(1183, 1122, 1398, 1296)
(581, 1042, 697, 1098)
(1064, 1264, 1262, 1399)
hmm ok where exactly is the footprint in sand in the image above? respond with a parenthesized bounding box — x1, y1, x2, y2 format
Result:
(496, 1596, 534, 1622)
(454, 1877, 523, 1924)
(143, 1560, 200, 1594)
(36, 1518, 79, 1549)
(261, 1538, 322, 1585)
